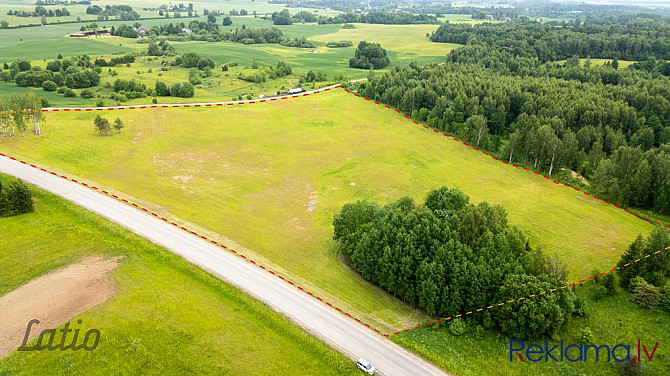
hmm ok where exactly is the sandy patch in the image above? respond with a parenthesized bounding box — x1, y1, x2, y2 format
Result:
(0, 257, 121, 358)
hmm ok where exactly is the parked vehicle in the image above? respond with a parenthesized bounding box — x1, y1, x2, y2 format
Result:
(356, 358, 378, 374)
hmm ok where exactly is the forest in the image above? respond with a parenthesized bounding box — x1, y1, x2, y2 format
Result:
(357, 43, 670, 215)
(333, 187, 577, 339)
(430, 15, 670, 61)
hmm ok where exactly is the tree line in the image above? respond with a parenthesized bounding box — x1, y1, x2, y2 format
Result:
(6, 6, 70, 18)
(0, 179, 34, 217)
(429, 16, 670, 61)
(119, 21, 291, 47)
(357, 44, 670, 214)
(333, 187, 577, 339)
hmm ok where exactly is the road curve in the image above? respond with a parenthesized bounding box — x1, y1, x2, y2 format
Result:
(0, 155, 447, 376)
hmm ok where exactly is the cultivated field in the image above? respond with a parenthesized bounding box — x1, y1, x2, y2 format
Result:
(0, 173, 357, 375)
(0, 89, 654, 331)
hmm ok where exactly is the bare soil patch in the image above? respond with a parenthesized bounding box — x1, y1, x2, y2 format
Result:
(0, 257, 120, 358)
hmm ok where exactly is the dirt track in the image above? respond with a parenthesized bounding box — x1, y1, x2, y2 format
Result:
(0, 257, 120, 358)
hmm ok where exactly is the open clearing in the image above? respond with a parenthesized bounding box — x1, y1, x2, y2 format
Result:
(0, 173, 357, 375)
(0, 257, 120, 358)
(0, 89, 654, 331)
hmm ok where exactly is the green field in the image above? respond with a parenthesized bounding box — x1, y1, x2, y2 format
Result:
(0, 89, 653, 333)
(0, 173, 357, 374)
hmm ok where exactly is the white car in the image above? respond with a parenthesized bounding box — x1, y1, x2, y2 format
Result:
(356, 358, 378, 374)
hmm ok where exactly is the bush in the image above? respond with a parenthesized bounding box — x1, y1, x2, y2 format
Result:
(629, 276, 647, 293)
(80, 89, 94, 99)
(63, 88, 76, 97)
(573, 294, 588, 316)
(631, 280, 661, 308)
(602, 273, 616, 296)
(593, 285, 607, 300)
(449, 318, 466, 336)
(661, 282, 670, 312)
(577, 327, 594, 345)
(618, 360, 646, 376)
(41, 80, 57, 92)
(0, 179, 34, 217)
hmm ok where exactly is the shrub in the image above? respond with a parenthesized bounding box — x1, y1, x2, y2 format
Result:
(629, 276, 647, 293)
(661, 282, 670, 312)
(63, 88, 76, 97)
(577, 327, 594, 345)
(80, 89, 95, 99)
(631, 280, 661, 308)
(449, 318, 466, 336)
(41, 80, 57, 92)
(618, 360, 646, 376)
(602, 273, 616, 296)
(573, 294, 588, 316)
(593, 285, 607, 301)
(591, 268, 601, 284)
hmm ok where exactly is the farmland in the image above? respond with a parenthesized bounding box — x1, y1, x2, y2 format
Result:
(0, 173, 357, 375)
(0, 89, 654, 332)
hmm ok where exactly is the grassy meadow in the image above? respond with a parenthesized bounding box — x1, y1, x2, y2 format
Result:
(0, 89, 654, 332)
(0, 173, 358, 375)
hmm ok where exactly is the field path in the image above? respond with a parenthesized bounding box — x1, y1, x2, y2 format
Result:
(0, 155, 448, 376)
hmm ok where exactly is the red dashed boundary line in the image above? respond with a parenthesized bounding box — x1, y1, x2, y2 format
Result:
(0, 146, 391, 337)
(341, 87, 670, 231)
(38, 84, 341, 113)
(4, 84, 669, 339)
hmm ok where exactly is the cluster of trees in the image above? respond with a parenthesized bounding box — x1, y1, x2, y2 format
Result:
(154, 81, 195, 98)
(147, 40, 174, 56)
(123, 21, 289, 46)
(93, 115, 124, 136)
(112, 24, 140, 38)
(175, 52, 215, 71)
(86, 5, 139, 21)
(326, 40, 353, 48)
(272, 9, 293, 25)
(349, 41, 390, 69)
(316, 12, 439, 25)
(6, 6, 70, 17)
(358, 44, 670, 214)
(0, 56, 101, 93)
(617, 228, 670, 291)
(93, 54, 136, 67)
(333, 187, 576, 339)
(279, 37, 315, 48)
(0, 179, 34, 218)
(112, 79, 149, 99)
(0, 93, 44, 137)
(266, 8, 439, 25)
(429, 17, 670, 61)
(238, 61, 294, 83)
(631, 57, 670, 77)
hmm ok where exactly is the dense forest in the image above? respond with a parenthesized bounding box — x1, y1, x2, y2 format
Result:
(357, 44, 670, 215)
(333, 187, 577, 339)
(430, 15, 670, 61)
